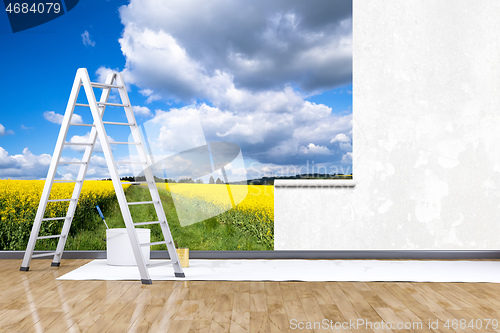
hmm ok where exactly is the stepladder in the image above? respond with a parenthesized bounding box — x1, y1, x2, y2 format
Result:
(20, 68, 185, 284)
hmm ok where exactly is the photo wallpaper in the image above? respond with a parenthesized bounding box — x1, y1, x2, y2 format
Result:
(0, 0, 352, 251)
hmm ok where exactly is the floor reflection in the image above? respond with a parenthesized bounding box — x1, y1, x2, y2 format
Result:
(21, 275, 43, 333)
(53, 271, 77, 332)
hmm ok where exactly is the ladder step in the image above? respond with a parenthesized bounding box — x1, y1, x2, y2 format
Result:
(127, 201, 158, 205)
(59, 161, 88, 165)
(141, 241, 167, 247)
(47, 199, 76, 202)
(70, 123, 95, 127)
(31, 252, 58, 258)
(64, 142, 93, 146)
(90, 82, 123, 89)
(75, 103, 90, 107)
(37, 234, 63, 240)
(102, 121, 136, 126)
(97, 102, 129, 107)
(42, 217, 69, 221)
(123, 181, 150, 185)
(134, 221, 161, 226)
(110, 142, 141, 145)
(146, 261, 174, 268)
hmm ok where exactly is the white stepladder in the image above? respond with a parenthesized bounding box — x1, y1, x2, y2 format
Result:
(20, 68, 185, 284)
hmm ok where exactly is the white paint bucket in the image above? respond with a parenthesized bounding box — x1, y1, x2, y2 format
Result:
(106, 228, 151, 266)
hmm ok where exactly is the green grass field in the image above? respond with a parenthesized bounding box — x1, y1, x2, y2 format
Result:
(33, 185, 271, 251)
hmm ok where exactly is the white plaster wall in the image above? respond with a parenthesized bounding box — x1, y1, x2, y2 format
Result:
(275, 0, 500, 250)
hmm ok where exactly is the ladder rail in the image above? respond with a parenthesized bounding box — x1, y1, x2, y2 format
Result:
(21, 73, 83, 270)
(81, 70, 153, 283)
(116, 73, 185, 277)
(52, 69, 115, 266)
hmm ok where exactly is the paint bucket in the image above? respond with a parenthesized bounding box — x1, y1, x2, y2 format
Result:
(176, 247, 189, 268)
(106, 228, 151, 266)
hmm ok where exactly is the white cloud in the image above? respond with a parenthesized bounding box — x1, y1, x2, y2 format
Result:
(139, 89, 161, 103)
(81, 30, 95, 47)
(43, 111, 63, 124)
(339, 142, 352, 152)
(43, 111, 83, 125)
(143, 101, 351, 166)
(67, 132, 115, 152)
(0, 123, 14, 136)
(331, 133, 350, 143)
(342, 152, 353, 164)
(144, 107, 207, 154)
(0, 146, 145, 180)
(298, 143, 331, 155)
(119, 0, 351, 97)
(0, 147, 51, 179)
(331, 132, 352, 152)
(96, 66, 118, 83)
(115, 0, 352, 173)
(120, 26, 207, 102)
(132, 105, 151, 117)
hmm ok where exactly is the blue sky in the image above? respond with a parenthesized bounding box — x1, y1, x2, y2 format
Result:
(0, 0, 352, 180)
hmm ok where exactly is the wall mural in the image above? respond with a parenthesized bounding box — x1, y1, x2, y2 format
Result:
(0, 0, 352, 251)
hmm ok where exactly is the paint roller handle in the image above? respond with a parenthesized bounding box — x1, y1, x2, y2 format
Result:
(95, 205, 109, 229)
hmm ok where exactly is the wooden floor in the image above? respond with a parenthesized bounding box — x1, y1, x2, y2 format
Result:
(1, 259, 500, 332)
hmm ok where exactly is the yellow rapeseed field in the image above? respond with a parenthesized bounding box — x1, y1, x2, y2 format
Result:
(164, 184, 272, 212)
(160, 183, 274, 248)
(0, 180, 273, 250)
(0, 180, 129, 223)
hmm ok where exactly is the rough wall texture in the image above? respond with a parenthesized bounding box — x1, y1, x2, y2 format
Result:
(275, 0, 500, 250)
